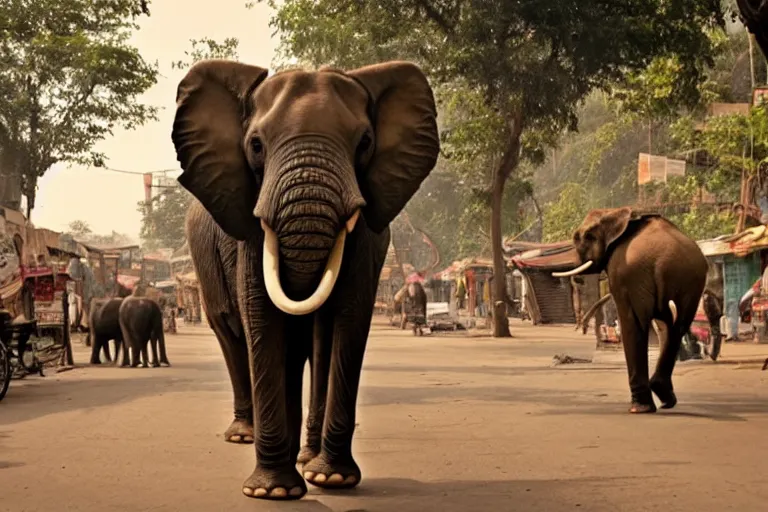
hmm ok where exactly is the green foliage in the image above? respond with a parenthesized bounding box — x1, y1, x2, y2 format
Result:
(65, 219, 134, 247)
(66, 219, 92, 239)
(0, 0, 158, 212)
(668, 207, 738, 240)
(171, 37, 240, 69)
(542, 183, 590, 243)
(138, 185, 192, 250)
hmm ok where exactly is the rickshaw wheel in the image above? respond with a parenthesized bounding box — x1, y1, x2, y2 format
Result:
(0, 342, 10, 401)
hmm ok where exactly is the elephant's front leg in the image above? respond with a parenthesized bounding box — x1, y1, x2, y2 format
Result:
(238, 240, 306, 500)
(303, 243, 382, 490)
(297, 311, 333, 465)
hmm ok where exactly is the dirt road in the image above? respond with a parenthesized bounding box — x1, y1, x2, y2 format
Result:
(2, 319, 768, 511)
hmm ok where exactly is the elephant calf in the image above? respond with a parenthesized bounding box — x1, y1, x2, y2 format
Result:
(88, 298, 124, 365)
(553, 207, 707, 414)
(119, 296, 170, 368)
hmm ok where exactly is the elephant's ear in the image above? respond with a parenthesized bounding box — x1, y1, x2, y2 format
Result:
(348, 61, 440, 233)
(599, 207, 659, 249)
(172, 59, 269, 241)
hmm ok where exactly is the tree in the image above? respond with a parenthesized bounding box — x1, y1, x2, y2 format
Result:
(137, 36, 240, 250)
(138, 185, 193, 250)
(0, 0, 158, 217)
(262, 0, 725, 336)
(66, 219, 92, 239)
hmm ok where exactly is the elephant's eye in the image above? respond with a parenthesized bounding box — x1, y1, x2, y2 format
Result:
(356, 131, 373, 159)
(584, 232, 596, 242)
(251, 137, 264, 154)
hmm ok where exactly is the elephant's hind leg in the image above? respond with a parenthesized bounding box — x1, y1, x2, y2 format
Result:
(209, 313, 254, 444)
(650, 318, 687, 410)
(615, 297, 655, 413)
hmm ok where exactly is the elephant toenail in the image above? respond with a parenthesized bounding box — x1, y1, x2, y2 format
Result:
(303, 471, 315, 480)
(270, 487, 287, 498)
(327, 473, 344, 484)
(243, 436, 253, 442)
(230, 435, 241, 442)
(289, 486, 304, 496)
(242, 487, 254, 496)
(344, 476, 357, 485)
(253, 488, 268, 497)
(314, 473, 327, 483)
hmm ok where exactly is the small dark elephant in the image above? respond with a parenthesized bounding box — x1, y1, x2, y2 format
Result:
(552, 207, 707, 414)
(88, 297, 124, 365)
(118, 296, 170, 368)
(172, 59, 439, 500)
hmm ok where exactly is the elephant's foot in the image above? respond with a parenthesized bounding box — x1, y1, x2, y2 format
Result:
(224, 418, 254, 444)
(296, 444, 320, 465)
(160, 359, 171, 367)
(628, 400, 657, 414)
(89, 359, 101, 365)
(242, 464, 306, 500)
(302, 451, 361, 489)
(152, 361, 161, 368)
(650, 379, 677, 409)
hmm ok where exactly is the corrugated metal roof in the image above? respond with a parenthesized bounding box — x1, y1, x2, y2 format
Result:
(510, 243, 580, 270)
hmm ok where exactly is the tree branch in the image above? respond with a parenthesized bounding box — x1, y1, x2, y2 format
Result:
(416, 0, 455, 35)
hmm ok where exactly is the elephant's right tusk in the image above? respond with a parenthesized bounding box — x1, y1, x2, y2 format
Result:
(552, 260, 593, 278)
(261, 219, 347, 316)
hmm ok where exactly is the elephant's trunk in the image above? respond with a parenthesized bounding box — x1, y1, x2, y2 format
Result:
(255, 136, 365, 315)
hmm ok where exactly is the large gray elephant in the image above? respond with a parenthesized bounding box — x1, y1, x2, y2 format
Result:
(119, 296, 170, 368)
(172, 59, 439, 500)
(552, 207, 707, 414)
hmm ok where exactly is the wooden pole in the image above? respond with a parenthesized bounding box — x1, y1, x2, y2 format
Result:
(58, 287, 73, 366)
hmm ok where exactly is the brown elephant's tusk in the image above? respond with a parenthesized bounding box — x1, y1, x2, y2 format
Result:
(668, 300, 678, 325)
(578, 293, 612, 332)
(552, 260, 593, 278)
(346, 210, 361, 233)
(261, 212, 357, 316)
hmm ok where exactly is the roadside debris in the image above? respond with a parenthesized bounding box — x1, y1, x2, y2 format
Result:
(551, 353, 592, 366)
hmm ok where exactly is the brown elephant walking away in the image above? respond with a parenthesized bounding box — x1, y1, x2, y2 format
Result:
(553, 208, 708, 414)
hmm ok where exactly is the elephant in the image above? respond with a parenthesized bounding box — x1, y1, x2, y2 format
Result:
(552, 207, 708, 414)
(172, 59, 439, 500)
(118, 296, 170, 368)
(88, 297, 124, 364)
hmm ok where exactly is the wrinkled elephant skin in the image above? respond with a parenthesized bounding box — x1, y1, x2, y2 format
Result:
(172, 60, 440, 500)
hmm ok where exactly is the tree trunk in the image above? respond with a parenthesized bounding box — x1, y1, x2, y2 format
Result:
(491, 111, 525, 338)
(491, 169, 511, 337)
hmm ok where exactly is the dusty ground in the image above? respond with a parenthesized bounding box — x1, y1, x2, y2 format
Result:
(2, 318, 768, 512)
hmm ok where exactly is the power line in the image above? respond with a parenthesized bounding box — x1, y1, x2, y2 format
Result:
(89, 165, 181, 175)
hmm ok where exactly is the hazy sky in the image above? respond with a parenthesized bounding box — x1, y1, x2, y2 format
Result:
(32, 0, 278, 240)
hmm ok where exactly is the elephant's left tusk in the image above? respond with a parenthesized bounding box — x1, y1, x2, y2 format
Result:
(552, 260, 593, 278)
(261, 219, 347, 316)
